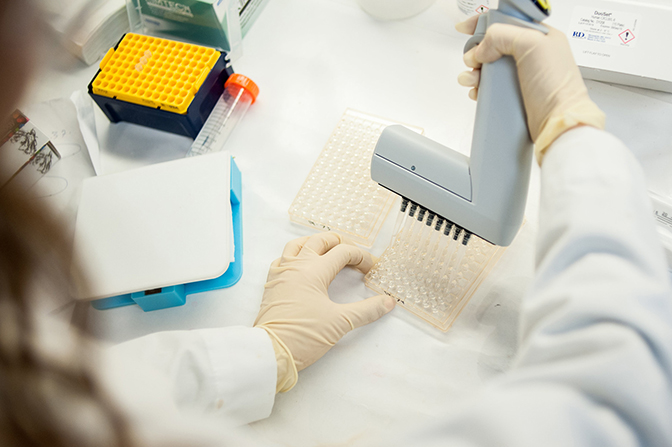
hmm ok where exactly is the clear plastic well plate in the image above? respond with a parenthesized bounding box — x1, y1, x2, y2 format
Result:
(365, 201, 506, 331)
(288, 109, 422, 247)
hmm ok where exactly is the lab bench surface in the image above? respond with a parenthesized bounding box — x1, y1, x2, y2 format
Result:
(25, 0, 672, 445)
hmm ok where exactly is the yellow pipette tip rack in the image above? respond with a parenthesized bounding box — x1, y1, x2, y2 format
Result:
(91, 33, 220, 114)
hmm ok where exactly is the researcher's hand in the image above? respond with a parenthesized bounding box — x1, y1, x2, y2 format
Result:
(456, 15, 605, 164)
(254, 232, 395, 393)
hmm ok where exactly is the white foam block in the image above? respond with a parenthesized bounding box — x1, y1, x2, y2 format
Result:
(73, 151, 232, 299)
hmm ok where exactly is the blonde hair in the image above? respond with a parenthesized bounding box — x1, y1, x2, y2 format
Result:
(0, 1, 135, 445)
(0, 190, 135, 447)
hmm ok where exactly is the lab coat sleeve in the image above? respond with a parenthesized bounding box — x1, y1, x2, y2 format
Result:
(107, 326, 277, 426)
(389, 127, 672, 446)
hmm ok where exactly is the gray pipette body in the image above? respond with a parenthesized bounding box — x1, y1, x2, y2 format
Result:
(371, 0, 549, 246)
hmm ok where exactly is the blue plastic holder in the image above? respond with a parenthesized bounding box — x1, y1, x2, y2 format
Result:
(91, 158, 243, 312)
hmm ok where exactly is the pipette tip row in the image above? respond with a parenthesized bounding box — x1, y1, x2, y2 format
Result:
(399, 196, 474, 246)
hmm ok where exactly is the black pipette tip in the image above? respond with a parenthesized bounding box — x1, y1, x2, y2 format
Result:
(462, 231, 472, 246)
(434, 217, 444, 231)
(409, 202, 418, 217)
(417, 207, 427, 222)
(444, 220, 454, 236)
(425, 211, 435, 226)
(453, 226, 463, 241)
(400, 197, 410, 213)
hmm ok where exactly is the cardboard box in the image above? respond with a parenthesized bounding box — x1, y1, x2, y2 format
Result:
(547, 0, 672, 93)
(126, 0, 270, 60)
(238, 0, 270, 36)
(126, 0, 243, 58)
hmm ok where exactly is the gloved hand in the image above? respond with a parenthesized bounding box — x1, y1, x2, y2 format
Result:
(254, 232, 395, 393)
(456, 15, 605, 164)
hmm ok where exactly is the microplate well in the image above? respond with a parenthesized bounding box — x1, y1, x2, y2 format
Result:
(365, 200, 506, 331)
(288, 109, 423, 247)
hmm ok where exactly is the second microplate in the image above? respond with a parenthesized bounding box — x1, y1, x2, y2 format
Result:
(288, 109, 423, 247)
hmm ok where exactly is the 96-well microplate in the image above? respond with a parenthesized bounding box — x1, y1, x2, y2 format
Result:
(365, 200, 506, 331)
(288, 109, 423, 247)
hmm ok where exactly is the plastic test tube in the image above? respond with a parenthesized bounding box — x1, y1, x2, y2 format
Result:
(187, 74, 260, 157)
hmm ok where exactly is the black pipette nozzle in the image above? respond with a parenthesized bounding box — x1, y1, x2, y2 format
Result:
(444, 220, 454, 236)
(453, 226, 463, 241)
(426, 212, 436, 226)
(417, 207, 427, 222)
(434, 217, 444, 231)
(462, 230, 472, 246)
(400, 197, 410, 213)
(409, 201, 418, 217)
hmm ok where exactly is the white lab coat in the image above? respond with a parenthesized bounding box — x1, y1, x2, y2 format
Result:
(44, 126, 672, 446)
(385, 127, 672, 446)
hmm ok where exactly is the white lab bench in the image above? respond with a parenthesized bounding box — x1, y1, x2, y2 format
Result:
(25, 0, 672, 445)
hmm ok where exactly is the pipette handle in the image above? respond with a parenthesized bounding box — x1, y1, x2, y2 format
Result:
(463, 0, 549, 242)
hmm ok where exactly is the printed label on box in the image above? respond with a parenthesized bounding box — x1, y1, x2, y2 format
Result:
(568, 7, 641, 49)
(145, 0, 194, 21)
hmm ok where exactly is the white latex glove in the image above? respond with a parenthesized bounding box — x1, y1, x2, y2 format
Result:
(254, 232, 396, 393)
(456, 15, 605, 164)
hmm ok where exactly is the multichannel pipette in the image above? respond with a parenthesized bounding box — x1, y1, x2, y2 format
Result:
(371, 0, 551, 247)
(187, 73, 259, 157)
